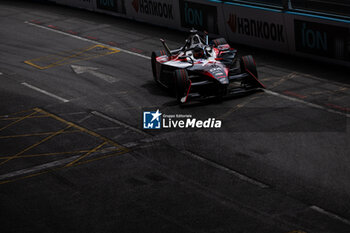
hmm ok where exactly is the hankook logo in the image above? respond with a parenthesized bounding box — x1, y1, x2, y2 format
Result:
(132, 0, 173, 19)
(227, 13, 285, 42)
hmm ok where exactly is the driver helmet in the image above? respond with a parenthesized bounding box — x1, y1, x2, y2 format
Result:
(193, 46, 205, 59)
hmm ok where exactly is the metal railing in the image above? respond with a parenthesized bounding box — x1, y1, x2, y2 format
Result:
(223, 0, 350, 18)
(290, 0, 350, 17)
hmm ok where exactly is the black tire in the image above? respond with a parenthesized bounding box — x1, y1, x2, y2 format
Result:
(211, 38, 227, 46)
(151, 49, 166, 82)
(173, 69, 189, 103)
(241, 55, 258, 79)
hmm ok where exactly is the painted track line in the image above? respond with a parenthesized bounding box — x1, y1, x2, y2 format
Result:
(0, 155, 80, 181)
(91, 111, 150, 137)
(181, 150, 269, 189)
(310, 205, 350, 226)
(24, 21, 150, 60)
(263, 89, 350, 118)
(22, 82, 69, 103)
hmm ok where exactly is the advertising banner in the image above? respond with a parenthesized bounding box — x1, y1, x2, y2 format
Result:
(95, 0, 127, 16)
(222, 3, 289, 52)
(294, 19, 350, 61)
(179, 0, 218, 34)
(126, 0, 180, 28)
(53, 0, 95, 11)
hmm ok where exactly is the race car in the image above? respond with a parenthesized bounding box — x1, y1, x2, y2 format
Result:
(151, 29, 265, 104)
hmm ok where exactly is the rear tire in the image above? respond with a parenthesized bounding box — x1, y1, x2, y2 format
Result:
(151, 50, 166, 83)
(211, 38, 227, 46)
(173, 69, 189, 103)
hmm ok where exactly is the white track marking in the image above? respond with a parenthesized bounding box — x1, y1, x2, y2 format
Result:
(22, 82, 69, 103)
(0, 146, 119, 181)
(71, 65, 119, 83)
(263, 89, 350, 118)
(24, 21, 150, 60)
(91, 111, 150, 137)
(181, 150, 269, 188)
(0, 155, 80, 181)
(310, 205, 350, 225)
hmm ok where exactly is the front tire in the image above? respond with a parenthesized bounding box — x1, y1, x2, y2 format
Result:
(240, 55, 264, 88)
(151, 50, 166, 83)
(241, 55, 258, 78)
(173, 69, 189, 103)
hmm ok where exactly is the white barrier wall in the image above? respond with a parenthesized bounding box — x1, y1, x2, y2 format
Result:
(48, 0, 350, 67)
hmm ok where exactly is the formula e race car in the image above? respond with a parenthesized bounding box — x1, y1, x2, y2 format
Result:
(151, 29, 265, 104)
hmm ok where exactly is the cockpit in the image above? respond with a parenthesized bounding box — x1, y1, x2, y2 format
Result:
(182, 29, 213, 60)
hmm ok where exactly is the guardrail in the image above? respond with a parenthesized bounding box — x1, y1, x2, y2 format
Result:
(47, 0, 350, 67)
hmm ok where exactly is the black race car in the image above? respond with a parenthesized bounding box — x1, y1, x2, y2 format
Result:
(151, 29, 265, 104)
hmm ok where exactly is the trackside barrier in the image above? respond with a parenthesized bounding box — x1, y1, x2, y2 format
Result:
(47, 0, 350, 67)
(125, 0, 181, 29)
(49, 0, 95, 11)
(221, 2, 289, 53)
(284, 11, 350, 67)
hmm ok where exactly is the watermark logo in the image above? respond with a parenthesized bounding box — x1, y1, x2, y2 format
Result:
(143, 110, 222, 129)
(143, 110, 162, 129)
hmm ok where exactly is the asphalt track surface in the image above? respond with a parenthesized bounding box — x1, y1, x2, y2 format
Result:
(0, 1, 349, 233)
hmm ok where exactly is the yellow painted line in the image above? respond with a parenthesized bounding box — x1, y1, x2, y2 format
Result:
(0, 150, 88, 160)
(73, 149, 129, 166)
(65, 141, 107, 167)
(46, 45, 119, 67)
(0, 146, 124, 159)
(23, 60, 45, 70)
(24, 45, 120, 70)
(25, 45, 94, 63)
(0, 170, 49, 185)
(0, 114, 50, 121)
(38, 45, 101, 68)
(0, 129, 80, 139)
(34, 108, 127, 150)
(270, 72, 298, 89)
(0, 107, 130, 185)
(218, 95, 261, 119)
(0, 111, 37, 132)
(28, 45, 117, 63)
(0, 109, 34, 118)
(0, 149, 129, 185)
(0, 125, 71, 166)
